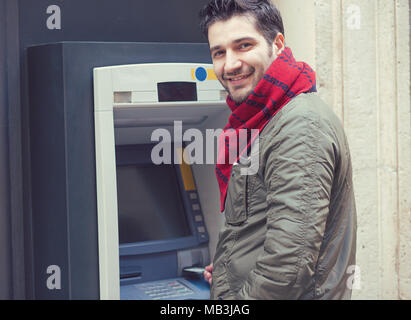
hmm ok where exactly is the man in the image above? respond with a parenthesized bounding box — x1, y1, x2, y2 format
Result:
(200, 0, 357, 299)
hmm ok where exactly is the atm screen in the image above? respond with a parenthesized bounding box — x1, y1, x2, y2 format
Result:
(157, 82, 197, 102)
(116, 164, 191, 244)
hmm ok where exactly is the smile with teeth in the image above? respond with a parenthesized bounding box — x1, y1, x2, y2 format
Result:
(229, 74, 249, 81)
(225, 72, 253, 84)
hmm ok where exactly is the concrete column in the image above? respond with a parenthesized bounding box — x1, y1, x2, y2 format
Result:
(374, 0, 400, 299)
(273, 0, 411, 299)
(395, 0, 411, 300)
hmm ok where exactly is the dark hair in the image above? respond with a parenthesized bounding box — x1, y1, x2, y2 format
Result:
(199, 0, 284, 45)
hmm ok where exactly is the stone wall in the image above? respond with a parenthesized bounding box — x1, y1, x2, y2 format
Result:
(274, 0, 411, 299)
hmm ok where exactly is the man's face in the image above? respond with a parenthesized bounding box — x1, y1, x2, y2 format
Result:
(208, 15, 281, 104)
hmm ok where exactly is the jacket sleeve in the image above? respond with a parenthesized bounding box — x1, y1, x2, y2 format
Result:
(236, 111, 336, 300)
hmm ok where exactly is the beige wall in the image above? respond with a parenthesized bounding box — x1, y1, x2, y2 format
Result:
(273, 0, 411, 299)
(274, 0, 316, 68)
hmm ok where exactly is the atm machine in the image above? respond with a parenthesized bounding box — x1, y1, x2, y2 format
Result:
(94, 63, 227, 299)
(27, 42, 228, 299)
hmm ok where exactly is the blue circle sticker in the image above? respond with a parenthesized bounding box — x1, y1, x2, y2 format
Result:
(195, 67, 207, 81)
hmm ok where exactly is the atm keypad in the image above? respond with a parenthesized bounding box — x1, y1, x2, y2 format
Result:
(137, 280, 194, 300)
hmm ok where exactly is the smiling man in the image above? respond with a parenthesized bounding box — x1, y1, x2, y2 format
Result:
(209, 13, 284, 104)
(200, 0, 357, 300)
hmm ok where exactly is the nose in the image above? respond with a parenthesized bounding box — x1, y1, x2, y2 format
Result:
(224, 50, 242, 75)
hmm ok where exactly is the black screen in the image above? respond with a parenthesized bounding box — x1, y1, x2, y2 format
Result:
(157, 82, 197, 102)
(116, 164, 191, 244)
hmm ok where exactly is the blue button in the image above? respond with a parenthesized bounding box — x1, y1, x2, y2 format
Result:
(195, 67, 207, 81)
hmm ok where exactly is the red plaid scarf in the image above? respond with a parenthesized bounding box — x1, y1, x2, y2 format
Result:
(215, 47, 316, 212)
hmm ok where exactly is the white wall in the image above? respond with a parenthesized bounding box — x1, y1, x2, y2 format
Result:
(273, 0, 411, 299)
(274, 0, 316, 69)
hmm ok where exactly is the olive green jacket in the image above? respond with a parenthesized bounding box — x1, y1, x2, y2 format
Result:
(211, 93, 357, 300)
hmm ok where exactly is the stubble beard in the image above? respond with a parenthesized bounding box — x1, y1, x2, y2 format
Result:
(222, 46, 275, 104)
(223, 68, 256, 104)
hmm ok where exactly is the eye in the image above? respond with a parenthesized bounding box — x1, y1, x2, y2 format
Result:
(213, 50, 225, 58)
(239, 42, 253, 50)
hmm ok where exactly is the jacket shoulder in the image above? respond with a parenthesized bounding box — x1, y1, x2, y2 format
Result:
(260, 93, 344, 140)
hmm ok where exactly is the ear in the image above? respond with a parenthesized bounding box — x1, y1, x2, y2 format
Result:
(273, 33, 285, 55)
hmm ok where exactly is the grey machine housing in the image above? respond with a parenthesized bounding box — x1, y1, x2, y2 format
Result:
(27, 42, 223, 299)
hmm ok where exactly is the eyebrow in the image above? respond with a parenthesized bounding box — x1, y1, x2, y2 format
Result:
(209, 37, 257, 53)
